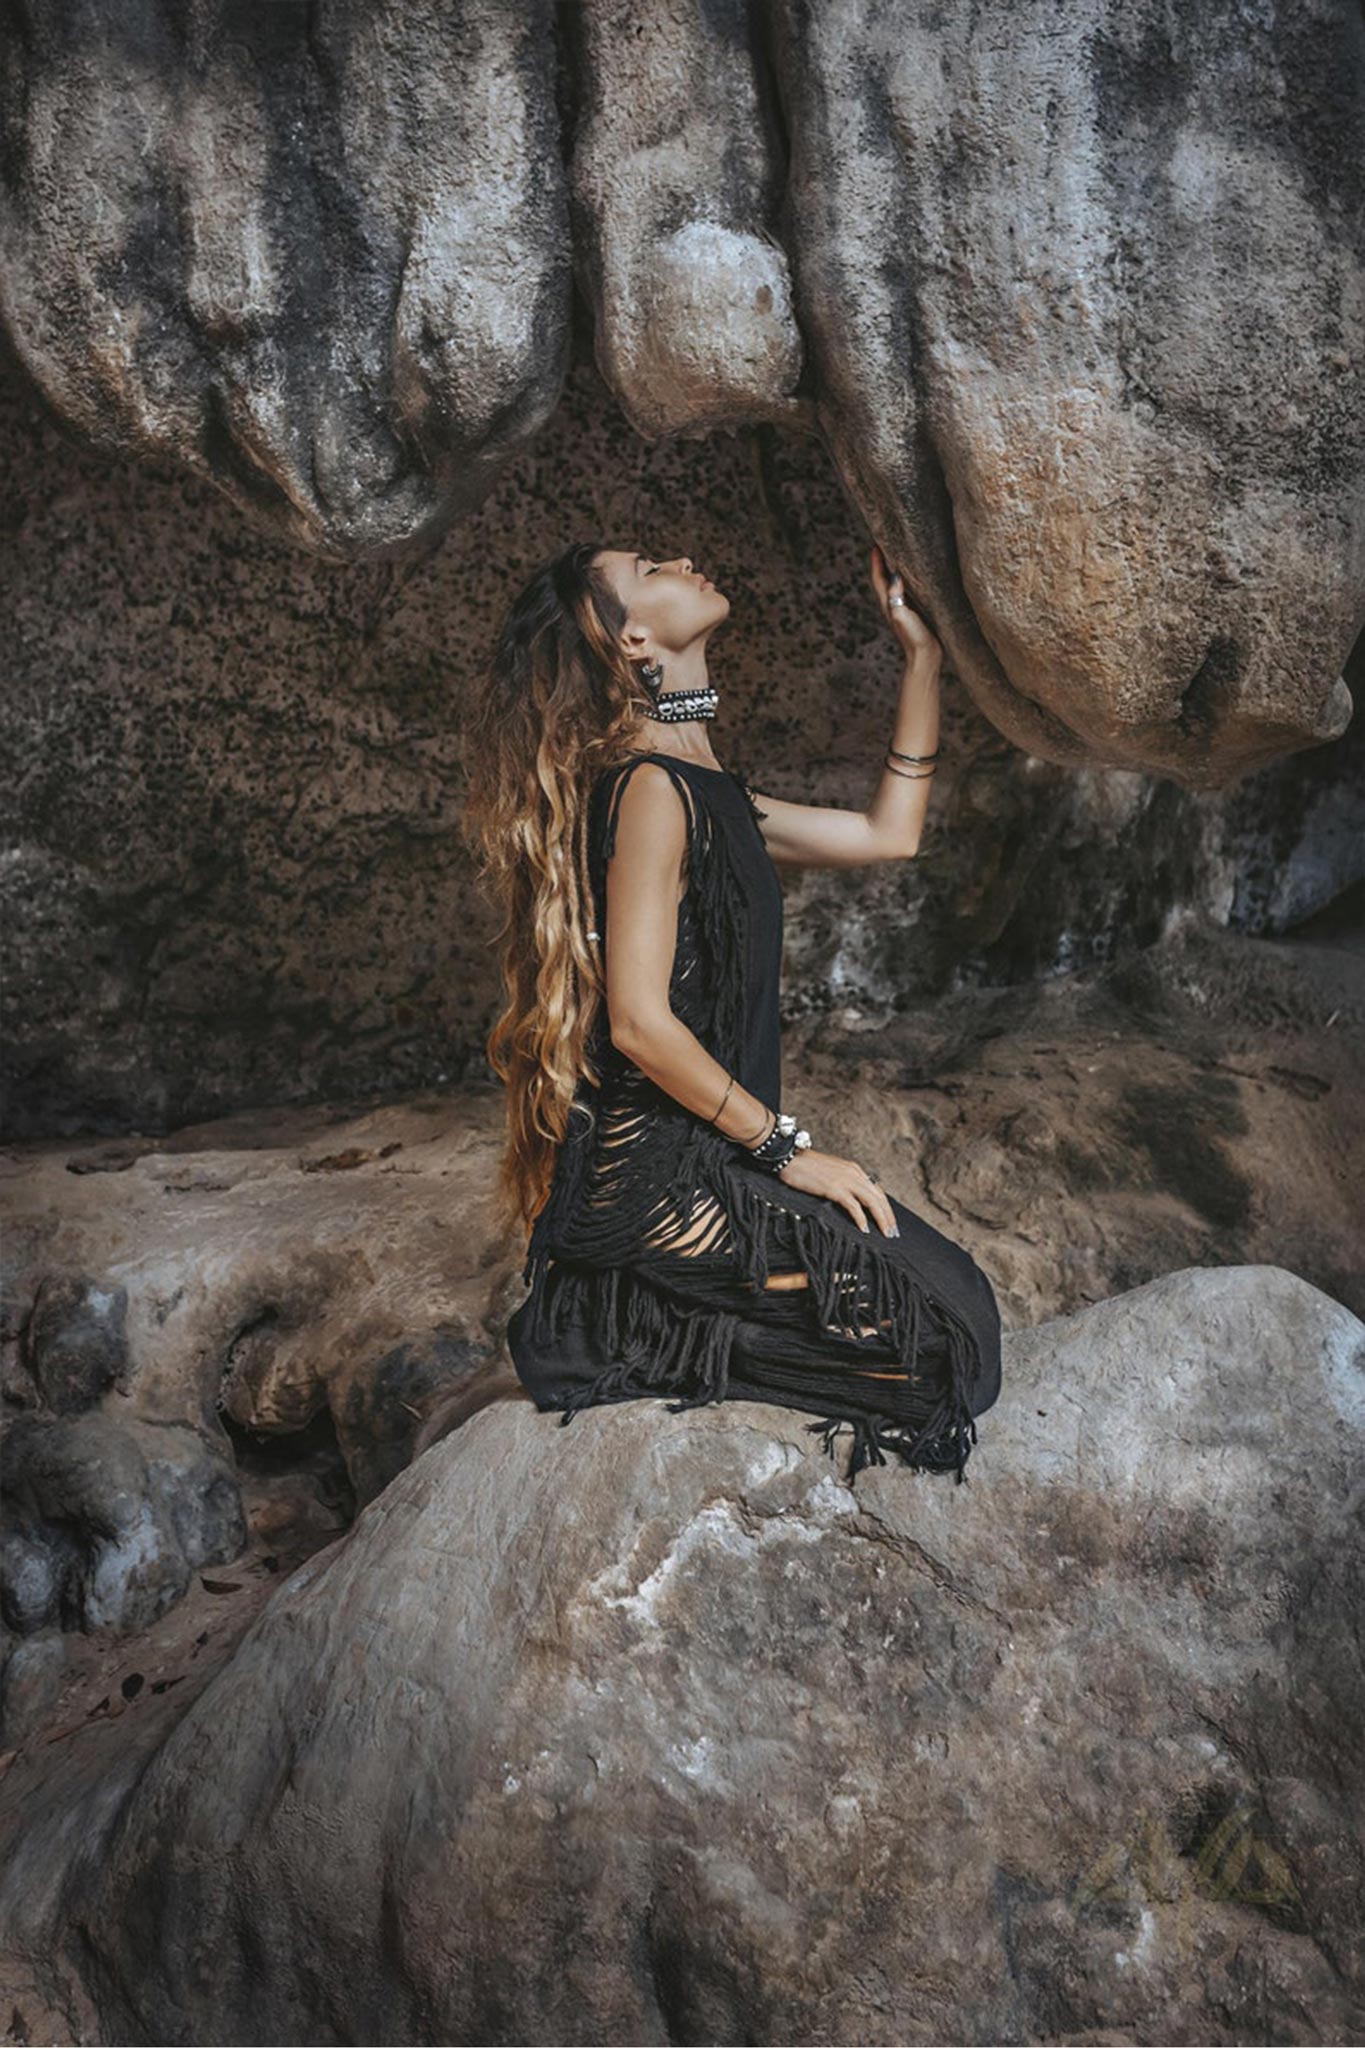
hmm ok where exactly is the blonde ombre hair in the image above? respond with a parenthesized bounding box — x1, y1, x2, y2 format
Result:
(462, 539, 656, 1244)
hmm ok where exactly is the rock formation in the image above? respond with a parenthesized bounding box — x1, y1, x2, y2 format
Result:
(2, 13, 1361, 2028)
(1, 1265, 1360, 2043)
(3, 901, 1361, 1741)
(2, 1, 1361, 781)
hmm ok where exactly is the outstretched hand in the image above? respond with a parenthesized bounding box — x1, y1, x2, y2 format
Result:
(870, 544, 942, 662)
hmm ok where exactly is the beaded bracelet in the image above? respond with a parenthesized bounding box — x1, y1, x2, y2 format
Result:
(748, 1112, 811, 1174)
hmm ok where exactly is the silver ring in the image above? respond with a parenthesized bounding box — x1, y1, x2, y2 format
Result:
(889, 597, 906, 609)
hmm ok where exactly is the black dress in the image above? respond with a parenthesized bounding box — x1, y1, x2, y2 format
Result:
(507, 750, 1003, 1487)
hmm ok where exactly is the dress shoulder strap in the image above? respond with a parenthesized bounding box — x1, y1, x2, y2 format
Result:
(595, 752, 708, 865)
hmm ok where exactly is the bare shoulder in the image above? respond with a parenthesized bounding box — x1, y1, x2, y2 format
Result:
(611, 757, 688, 806)
(605, 757, 693, 861)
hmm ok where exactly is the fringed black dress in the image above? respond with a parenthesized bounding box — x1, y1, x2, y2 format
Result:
(507, 750, 1003, 1487)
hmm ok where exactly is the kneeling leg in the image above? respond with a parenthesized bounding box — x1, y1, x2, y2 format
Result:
(763, 1267, 903, 1379)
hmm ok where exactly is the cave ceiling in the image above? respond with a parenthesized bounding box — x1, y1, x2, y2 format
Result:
(1, 0, 1361, 788)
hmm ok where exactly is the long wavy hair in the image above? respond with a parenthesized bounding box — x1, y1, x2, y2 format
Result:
(462, 537, 659, 1248)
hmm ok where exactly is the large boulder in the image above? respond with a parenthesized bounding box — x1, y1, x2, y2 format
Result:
(2, 1264, 1360, 2044)
(773, 1, 1364, 785)
(1, 2, 1359, 780)
(0, 0, 571, 559)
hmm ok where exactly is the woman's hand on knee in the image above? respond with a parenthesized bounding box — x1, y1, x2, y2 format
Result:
(772, 1149, 900, 1237)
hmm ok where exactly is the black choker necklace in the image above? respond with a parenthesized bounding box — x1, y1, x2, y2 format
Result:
(646, 686, 719, 723)
(639, 660, 719, 723)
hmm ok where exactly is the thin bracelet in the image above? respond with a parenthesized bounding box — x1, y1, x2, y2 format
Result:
(710, 1069, 776, 1146)
(885, 755, 937, 780)
(889, 746, 940, 763)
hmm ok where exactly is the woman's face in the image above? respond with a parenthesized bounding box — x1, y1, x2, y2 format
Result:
(594, 548, 730, 658)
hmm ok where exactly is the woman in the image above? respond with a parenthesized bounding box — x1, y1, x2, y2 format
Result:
(443, 538, 1002, 1488)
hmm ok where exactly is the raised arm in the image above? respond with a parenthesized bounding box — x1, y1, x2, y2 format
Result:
(746, 546, 944, 870)
(743, 786, 922, 870)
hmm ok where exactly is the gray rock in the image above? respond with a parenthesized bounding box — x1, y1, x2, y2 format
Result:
(0, 1529, 62, 1636)
(569, 1, 805, 439)
(23, 1274, 129, 1414)
(334, 1323, 489, 1505)
(2, 1265, 1358, 2043)
(0, 1633, 68, 1751)
(771, 1, 1362, 786)
(1, 1414, 246, 1636)
(1, 2, 1359, 781)
(0, 0, 570, 559)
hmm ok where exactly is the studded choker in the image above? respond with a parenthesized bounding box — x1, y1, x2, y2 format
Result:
(639, 659, 719, 723)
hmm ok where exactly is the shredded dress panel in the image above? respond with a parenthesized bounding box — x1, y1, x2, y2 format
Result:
(507, 751, 1003, 1486)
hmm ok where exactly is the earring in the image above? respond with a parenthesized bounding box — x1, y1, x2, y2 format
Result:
(639, 659, 664, 691)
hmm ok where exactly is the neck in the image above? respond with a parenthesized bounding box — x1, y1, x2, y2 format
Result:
(630, 688, 724, 767)
(649, 644, 711, 695)
(636, 729, 722, 768)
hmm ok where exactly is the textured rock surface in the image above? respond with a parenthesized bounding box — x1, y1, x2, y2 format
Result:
(0, 0, 571, 557)
(772, 0, 1363, 781)
(0, 1091, 516, 1502)
(2, 349, 1361, 1139)
(1, 2, 1360, 781)
(0, 1093, 519, 1737)
(570, 0, 804, 439)
(2, 913, 1361, 1693)
(1, 1412, 242, 1637)
(0, 1266, 1360, 2044)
